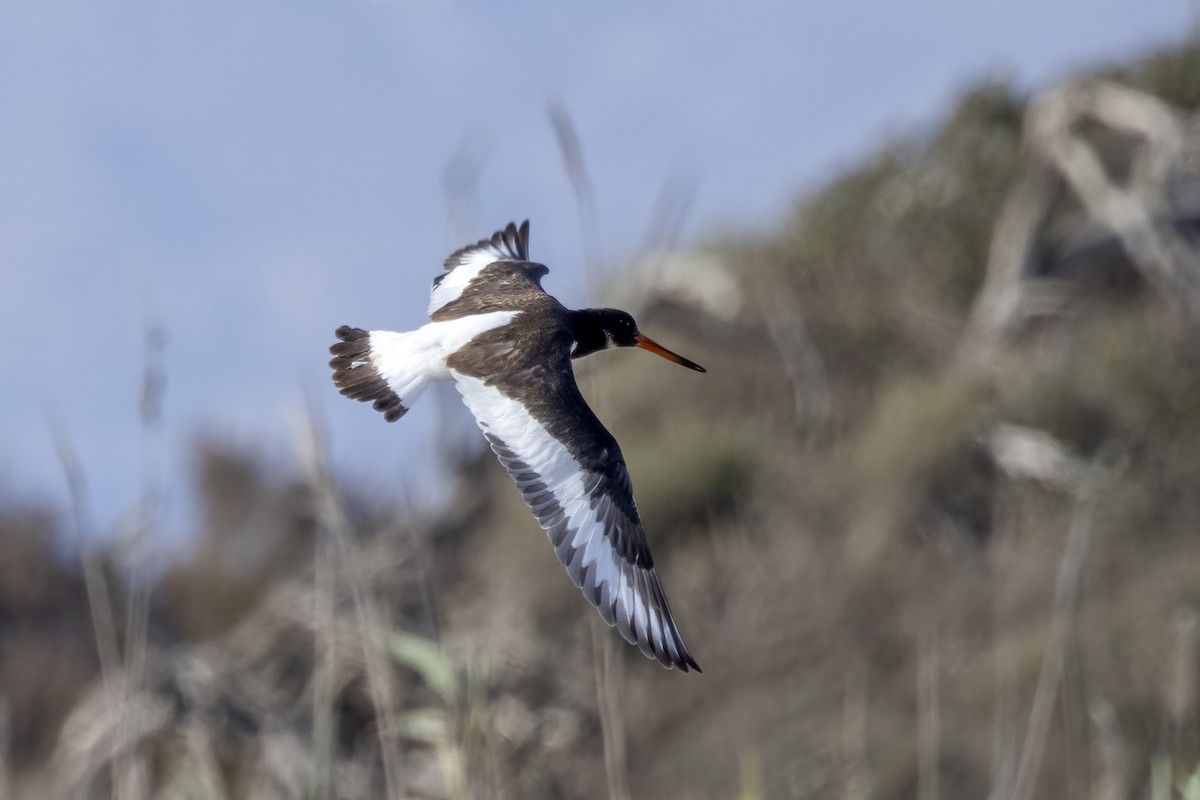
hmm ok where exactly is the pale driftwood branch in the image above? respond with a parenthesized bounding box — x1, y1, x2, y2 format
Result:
(982, 423, 1087, 491)
(1029, 83, 1200, 327)
(958, 160, 1062, 364)
(960, 80, 1200, 363)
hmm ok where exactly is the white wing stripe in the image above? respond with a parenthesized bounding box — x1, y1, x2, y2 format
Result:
(428, 256, 491, 314)
(567, 507, 596, 550)
(428, 223, 529, 314)
(456, 371, 585, 513)
(581, 522, 606, 569)
(619, 568, 636, 634)
(633, 570, 652, 658)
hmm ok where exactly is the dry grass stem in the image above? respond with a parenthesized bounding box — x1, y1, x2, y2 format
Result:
(310, 537, 336, 799)
(633, 174, 696, 267)
(1009, 465, 1104, 800)
(842, 659, 870, 800)
(548, 102, 602, 292)
(46, 415, 126, 799)
(917, 629, 941, 800)
(754, 279, 833, 436)
(1089, 700, 1128, 800)
(592, 622, 630, 800)
(0, 699, 10, 800)
(298, 407, 404, 800)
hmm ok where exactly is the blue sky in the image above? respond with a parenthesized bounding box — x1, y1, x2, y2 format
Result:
(0, 0, 1190, 537)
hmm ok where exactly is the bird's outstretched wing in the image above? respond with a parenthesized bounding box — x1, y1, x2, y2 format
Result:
(430, 221, 546, 315)
(450, 367, 700, 672)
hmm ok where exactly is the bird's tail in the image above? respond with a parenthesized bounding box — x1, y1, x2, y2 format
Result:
(329, 326, 433, 422)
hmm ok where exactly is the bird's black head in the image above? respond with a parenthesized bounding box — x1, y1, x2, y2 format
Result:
(598, 309, 639, 346)
(570, 308, 706, 372)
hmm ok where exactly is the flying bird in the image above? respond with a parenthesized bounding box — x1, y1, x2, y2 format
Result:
(329, 221, 704, 671)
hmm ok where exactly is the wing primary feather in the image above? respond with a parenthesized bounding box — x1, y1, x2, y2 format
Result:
(646, 593, 667, 665)
(650, 584, 680, 667)
(614, 564, 637, 645)
(649, 576, 700, 672)
(631, 570, 654, 661)
(597, 557, 619, 624)
(517, 219, 530, 256)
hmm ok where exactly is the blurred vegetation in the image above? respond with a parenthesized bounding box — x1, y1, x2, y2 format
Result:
(3, 41, 1200, 800)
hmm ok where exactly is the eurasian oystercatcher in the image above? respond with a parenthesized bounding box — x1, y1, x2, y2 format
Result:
(329, 221, 704, 671)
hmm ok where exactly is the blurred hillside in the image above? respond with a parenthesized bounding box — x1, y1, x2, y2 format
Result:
(3, 42, 1200, 800)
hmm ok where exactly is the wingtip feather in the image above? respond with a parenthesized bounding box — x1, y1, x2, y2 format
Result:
(443, 220, 532, 272)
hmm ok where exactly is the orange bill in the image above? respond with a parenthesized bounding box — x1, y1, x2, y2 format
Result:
(634, 334, 706, 373)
